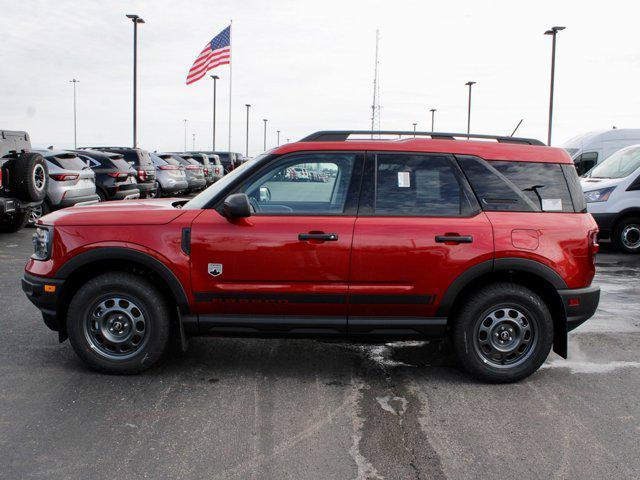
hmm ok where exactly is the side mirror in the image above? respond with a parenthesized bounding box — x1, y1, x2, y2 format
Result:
(259, 186, 271, 202)
(223, 193, 251, 218)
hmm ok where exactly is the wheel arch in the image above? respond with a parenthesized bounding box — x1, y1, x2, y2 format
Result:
(437, 258, 569, 358)
(54, 247, 189, 340)
(612, 208, 640, 233)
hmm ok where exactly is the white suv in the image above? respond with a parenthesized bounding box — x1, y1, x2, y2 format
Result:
(581, 144, 640, 253)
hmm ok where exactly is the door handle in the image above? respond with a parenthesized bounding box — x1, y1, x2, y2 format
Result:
(435, 235, 473, 244)
(298, 233, 339, 241)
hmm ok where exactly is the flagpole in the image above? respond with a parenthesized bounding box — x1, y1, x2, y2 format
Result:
(228, 19, 233, 153)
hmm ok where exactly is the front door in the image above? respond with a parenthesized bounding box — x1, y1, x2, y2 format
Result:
(190, 151, 363, 335)
(348, 152, 494, 336)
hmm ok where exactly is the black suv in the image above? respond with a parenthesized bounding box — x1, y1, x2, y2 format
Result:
(0, 130, 48, 232)
(74, 150, 140, 201)
(85, 147, 157, 198)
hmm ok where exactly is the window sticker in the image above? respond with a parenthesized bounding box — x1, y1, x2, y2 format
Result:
(541, 198, 562, 211)
(397, 171, 411, 188)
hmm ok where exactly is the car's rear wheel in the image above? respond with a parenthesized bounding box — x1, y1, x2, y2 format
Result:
(96, 189, 107, 202)
(67, 272, 171, 374)
(452, 283, 553, 383)
(613, 217, 640, 254)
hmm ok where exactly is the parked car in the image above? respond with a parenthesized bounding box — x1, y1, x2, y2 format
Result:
(211, 151, 238, 174)
(150, 153, 188, 197)
(0, 130, 47, 232)
(85, 147, 157, 198)
(28, 150, 100, 224)
(581, 144, 640, 253)
(563, 128, 640, 175)
(23, 130, 599, 383)
(188, 152, 215, 186)
(158, 153, 206, 192)
(74, 149, 140, 201)
(186, 151, 224, 182)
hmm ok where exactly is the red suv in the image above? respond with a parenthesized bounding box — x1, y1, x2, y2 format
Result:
(22, 131, 600, 383)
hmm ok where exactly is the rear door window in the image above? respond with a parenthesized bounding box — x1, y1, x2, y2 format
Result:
(373, 153, 475, 216)
(458, 156, 575, 212)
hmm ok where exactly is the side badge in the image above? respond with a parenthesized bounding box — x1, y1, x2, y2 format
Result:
(208, 263, 223, 277)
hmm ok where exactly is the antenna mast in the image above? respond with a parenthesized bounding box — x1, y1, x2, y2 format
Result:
(370, 29, 381, 138)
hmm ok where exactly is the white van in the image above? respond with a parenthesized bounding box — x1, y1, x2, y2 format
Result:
(564, 129, 640, 176)
(580, 144, 640, 253)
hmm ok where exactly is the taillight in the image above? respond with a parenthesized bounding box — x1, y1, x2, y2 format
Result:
(49, 173, 79, 181)
(159, 165, 179, 170)
(138, 169, 147, 181)
(0, 169, 3, 187)
(186, 165, 199, 170)
(108, 172, 129, 180)
(589, 230, 599, 260)
(204, 168, 209, 175)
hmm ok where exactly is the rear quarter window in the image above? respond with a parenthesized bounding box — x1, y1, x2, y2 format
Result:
(458, 156, 577, 213)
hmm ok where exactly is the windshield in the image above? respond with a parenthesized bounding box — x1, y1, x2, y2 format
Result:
(587, 145, 640, 179)
(183, 154, 265, 210)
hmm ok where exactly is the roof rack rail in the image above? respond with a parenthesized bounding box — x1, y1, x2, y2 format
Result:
(79, 146, 138, 150)
(299, 130, 545, 146)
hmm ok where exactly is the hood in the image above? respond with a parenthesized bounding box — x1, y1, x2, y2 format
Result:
(38, 198, 189, 226)
(580, 176, 624, 191)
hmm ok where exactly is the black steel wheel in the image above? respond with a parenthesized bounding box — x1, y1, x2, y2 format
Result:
(452, 283, 553, 383)
(67, 272, 171, 374)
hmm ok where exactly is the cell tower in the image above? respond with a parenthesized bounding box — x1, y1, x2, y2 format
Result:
(370, 29, 381, 138)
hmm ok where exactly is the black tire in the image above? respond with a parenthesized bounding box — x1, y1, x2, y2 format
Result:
(452, 283, 553, 383)
(11, 152, 48, 201)
(96, 189, 107, 202)
(67, 272, 172, 374)
(154, 182, 162, 198)
(612, 217, 640, 254)
(0, 211, 29, 233)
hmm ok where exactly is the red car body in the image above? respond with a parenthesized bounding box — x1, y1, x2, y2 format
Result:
(23, 132, 600, 379)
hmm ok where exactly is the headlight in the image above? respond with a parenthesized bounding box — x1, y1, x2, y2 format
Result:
(32, 226, 53, 260)
(584, 186, 615, 203)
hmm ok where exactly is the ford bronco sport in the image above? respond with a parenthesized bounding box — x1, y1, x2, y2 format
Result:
(1, 130, 48, 232)
(22, 131, 600, 383)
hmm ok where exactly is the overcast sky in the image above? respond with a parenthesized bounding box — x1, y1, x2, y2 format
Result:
(1, 0, 639, 155)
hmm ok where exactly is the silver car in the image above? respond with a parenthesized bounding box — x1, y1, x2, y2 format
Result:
(159, 153, 206, 192)
(30, 150, 100, 223)
(150, 153, 188, 197)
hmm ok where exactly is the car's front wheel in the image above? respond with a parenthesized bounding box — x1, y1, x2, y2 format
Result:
(452, 283, 553, 383)
(67, 272, 171, 374)
(613, 217, 640, 254)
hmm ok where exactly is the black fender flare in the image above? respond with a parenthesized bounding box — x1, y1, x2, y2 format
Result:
(436, 257, 567, 317)
(55, 247, 190, 312)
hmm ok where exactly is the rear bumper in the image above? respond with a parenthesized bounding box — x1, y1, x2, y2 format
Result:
(591, 213, 615, 239)
(59, 193, 100, 208)
(137, 182, 157, 197)
(1, 197, 41, 214)
(22, 272, 64, 333)
(110, 188, 140, 200)
(160, 179, 189, 194)
(558, 285, 600, 331)
(187, 178, 206, 191)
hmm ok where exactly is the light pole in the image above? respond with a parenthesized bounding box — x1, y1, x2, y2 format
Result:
(70, 79, 79, 148)
(210, 75, 219, 151)
(183, 119, 188, 151)
(263, 119, 268, 151)
(465, 81, 476, 138)
(545, 26, 566, 146)
(430, 108, 436, 132)
(412, 123, 417, 137)
(277, 130, 280, 146)
(245, 104, 251, 157)
(126, 14, 144, 148)
(192, 133, 196, 150)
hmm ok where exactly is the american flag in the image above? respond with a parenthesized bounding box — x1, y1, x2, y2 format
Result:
(186, 25, 231, 85)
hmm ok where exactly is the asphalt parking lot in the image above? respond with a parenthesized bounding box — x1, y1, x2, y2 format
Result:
(1, 228, 639, 480)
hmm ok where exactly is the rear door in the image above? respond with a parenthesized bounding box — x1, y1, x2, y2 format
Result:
(348, 152, 494, 336)
(189, 151, 363, 334)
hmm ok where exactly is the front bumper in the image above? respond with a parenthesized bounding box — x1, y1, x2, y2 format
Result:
(559, 284, 600, 331)
(22, 272, 64, 333)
